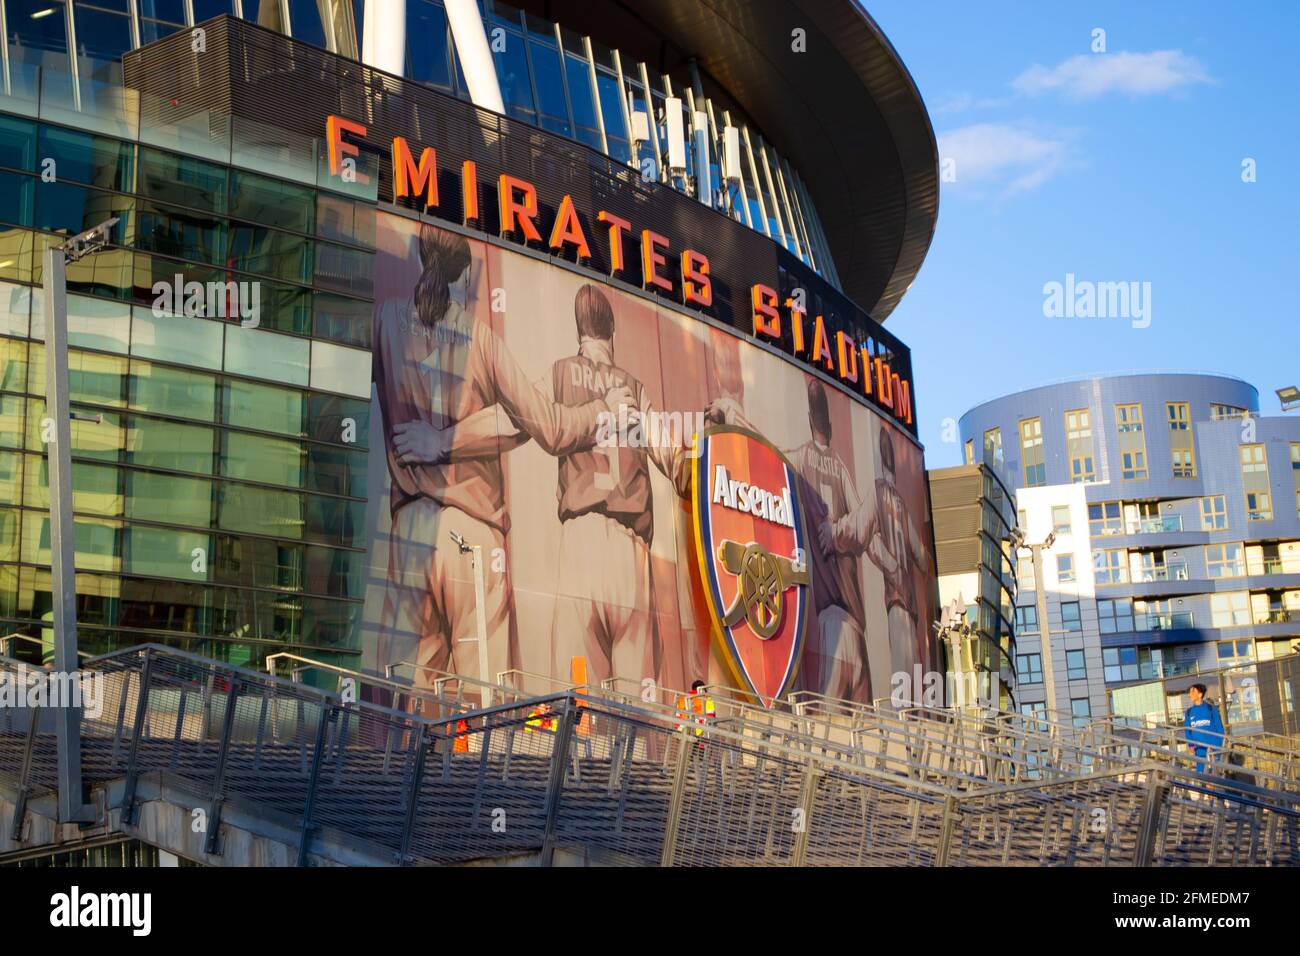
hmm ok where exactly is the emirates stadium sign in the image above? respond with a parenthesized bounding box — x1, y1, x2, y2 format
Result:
(324, 115, 915, 433)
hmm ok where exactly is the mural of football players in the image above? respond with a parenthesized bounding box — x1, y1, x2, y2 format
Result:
(546, 284, 695, 687)
(787, 379, 872, 702)
(847, 427, 932, 688)
(372, 223, 630, 698)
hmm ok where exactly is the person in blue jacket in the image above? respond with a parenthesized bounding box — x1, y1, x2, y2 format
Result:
(1183, 683, 1225, 774)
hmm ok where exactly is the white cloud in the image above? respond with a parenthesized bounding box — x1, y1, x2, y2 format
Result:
(939, 123, 1071, 198)
(1012, 50, 1212, 100)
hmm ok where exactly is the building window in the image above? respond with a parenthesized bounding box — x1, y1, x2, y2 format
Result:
(1165, 402, 1195, 478)
(1098, 598, 1134, 635)
(1066, 649, 1087, 681)
(1051, 505, 1071, 535)
(1015, 605, 1039, 634)
(1020, 701, 1047, 722)
(1065, 408, 1095, 482)
(983, 427, 1003, 465)
(1211, 591, 1251, 628)
(1121, 450, 1147, 480)
(1116, 404, 1143, 433)
(1016, 554, 1034, 589)
(1056, 554, 1076, 584)
(964, 439, 974, 465)
(1089, 501, 1122, 537)
(1060, 601, 1082, 632)
(1217, 639, 1255, 668)
(1016, 653, 1043, 684)
(1247, 492, 1273, 522)
(1093, 549, 1128, 585)
(1211, 404, 1246, 421)
(1070, 697, 1091, 727)
(1020, 418, 1045, 487)
(1240, 443, 1267, 474)
(1200, 495, 1227, 530)
(1206, 543, 1245, 578)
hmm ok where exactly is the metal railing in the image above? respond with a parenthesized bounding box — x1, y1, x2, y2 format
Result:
(2, 644, 1299, 866)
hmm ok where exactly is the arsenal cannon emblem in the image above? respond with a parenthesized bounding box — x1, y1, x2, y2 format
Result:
(691, 426, 810, 705)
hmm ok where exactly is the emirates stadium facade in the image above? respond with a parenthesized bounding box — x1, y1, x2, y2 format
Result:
(0, 0, 940, 705)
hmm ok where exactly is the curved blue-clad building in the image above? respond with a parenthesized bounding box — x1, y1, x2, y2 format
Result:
(960, 373, 1300, 727)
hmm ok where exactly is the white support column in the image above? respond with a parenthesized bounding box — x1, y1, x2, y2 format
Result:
(361, 0, 406, 76)
(444, 0, 505, 113)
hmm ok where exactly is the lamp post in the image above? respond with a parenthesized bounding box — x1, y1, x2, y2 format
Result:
(43, 217, 117, 823)
(1010, 527, 1058, 724)
(449, 530, 491, 707)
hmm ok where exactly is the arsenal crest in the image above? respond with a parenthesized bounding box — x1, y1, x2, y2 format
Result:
(691, 426, 810, 705)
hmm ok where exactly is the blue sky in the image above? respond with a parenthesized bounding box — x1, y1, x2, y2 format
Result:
(865, 0, 1300, 467)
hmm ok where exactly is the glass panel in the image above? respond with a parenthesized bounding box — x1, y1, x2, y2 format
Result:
(222, 326, 309, 386)
(9, 0, 71, 65)
(227, 224, 311, 283)
(139, 19, 183, 43)
(137, 147, 229, 213)
(229, 170, 314, 233)
(135, 199, 227, 265)
(71, 6, 133, 66)
(126, 416, 215, 473)
(307, 392, 368, 448)
(313, 241, 373, 297)
(128, 360, 218, 421)
(315, 192, 375, 248)
(312, 292, 371, 348)
(595, 70, 626, 141)
(528, 41, 568, 123)
(123, 525, 210, 579)
(406, 0, 453, 90)
(212, 534, 304, 591)
(0, 173, 35, 228)
(38, 124, 133, 190)
(191, 0, 235, 20)
(223, 379, 303, 436)
(138, 0, 185, 21)
(564, 53, 597, 129)
(287, 0, 327, 48)
(126, 469, 212, 526)
(221, 430, 304, 487)
(305, 493, 363, 547)
(218, 482, 303, 538)
(34, 182, 133, 241)
(0, 117, 38, 171)
(305, 443, 366, 498)
(24, 455, 122, 515)
(130, 307, 224, 369)
(493, 27, 535, 115)
(26, 399, 123, 459)
(309, 340, 368, 398)
(305, 543, 363, 599)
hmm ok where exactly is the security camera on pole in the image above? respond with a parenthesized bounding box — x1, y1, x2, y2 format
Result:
(44, 217, 118, 823)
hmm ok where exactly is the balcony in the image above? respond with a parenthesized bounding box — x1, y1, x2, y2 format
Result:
(1135, 611, 1194, 631)
(1253, 608, 1300, 625)
(1131, 563, 1189, 584)
(1125, 515, 1183, 535)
